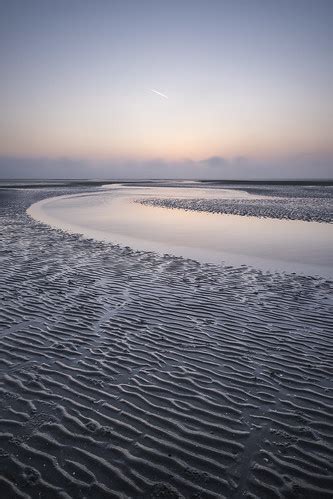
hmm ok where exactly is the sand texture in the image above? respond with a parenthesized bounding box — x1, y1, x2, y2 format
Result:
(137, 185, 333, 224)
(0, 188, 332, 498)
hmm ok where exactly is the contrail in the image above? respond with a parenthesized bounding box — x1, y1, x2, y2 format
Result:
(150, 89, 169, 99)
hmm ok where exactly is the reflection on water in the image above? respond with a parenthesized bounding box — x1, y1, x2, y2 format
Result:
(27, 186, 333, 278)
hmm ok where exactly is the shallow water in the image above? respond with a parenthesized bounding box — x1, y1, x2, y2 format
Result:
(27, 186, 333, 278)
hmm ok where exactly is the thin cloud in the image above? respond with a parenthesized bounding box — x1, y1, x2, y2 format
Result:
(200, 156, 227, 167)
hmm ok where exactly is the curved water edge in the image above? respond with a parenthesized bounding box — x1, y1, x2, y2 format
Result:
(27, 186, 333, 279)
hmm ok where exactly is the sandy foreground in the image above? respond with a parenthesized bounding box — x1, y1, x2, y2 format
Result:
(0, 187, 333, 498)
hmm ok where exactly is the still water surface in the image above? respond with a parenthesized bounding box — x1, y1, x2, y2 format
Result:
(28, 186, 333, 278)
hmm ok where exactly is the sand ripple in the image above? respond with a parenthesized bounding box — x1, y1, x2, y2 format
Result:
(0, 188, 332, 498)
(137, 192, 333, 223)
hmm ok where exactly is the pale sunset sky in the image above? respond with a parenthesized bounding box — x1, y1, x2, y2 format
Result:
(0, 0, 332, 178)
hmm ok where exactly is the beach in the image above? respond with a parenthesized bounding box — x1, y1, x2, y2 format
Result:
(0, 184, 332, 498)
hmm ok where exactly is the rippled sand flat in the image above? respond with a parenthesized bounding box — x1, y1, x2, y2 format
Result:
(138, 184, 333, 224)
(0, 187, 332, 498)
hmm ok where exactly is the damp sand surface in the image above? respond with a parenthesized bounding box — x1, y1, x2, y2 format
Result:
(0, 186, 332, 498)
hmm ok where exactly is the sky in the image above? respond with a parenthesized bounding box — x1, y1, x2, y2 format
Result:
(0, 0, 332, 179)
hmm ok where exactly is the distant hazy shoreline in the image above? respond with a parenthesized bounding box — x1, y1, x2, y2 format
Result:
(1, 178, 333, 189)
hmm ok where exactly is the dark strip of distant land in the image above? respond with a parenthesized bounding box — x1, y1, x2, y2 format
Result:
(0, 179, 332, 188)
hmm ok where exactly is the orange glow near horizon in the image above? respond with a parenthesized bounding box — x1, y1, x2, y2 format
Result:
(1, 111, 332, 163)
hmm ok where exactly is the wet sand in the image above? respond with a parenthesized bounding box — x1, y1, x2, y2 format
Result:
(139, 193, 333, 224)
(0, 186, 333, 498)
